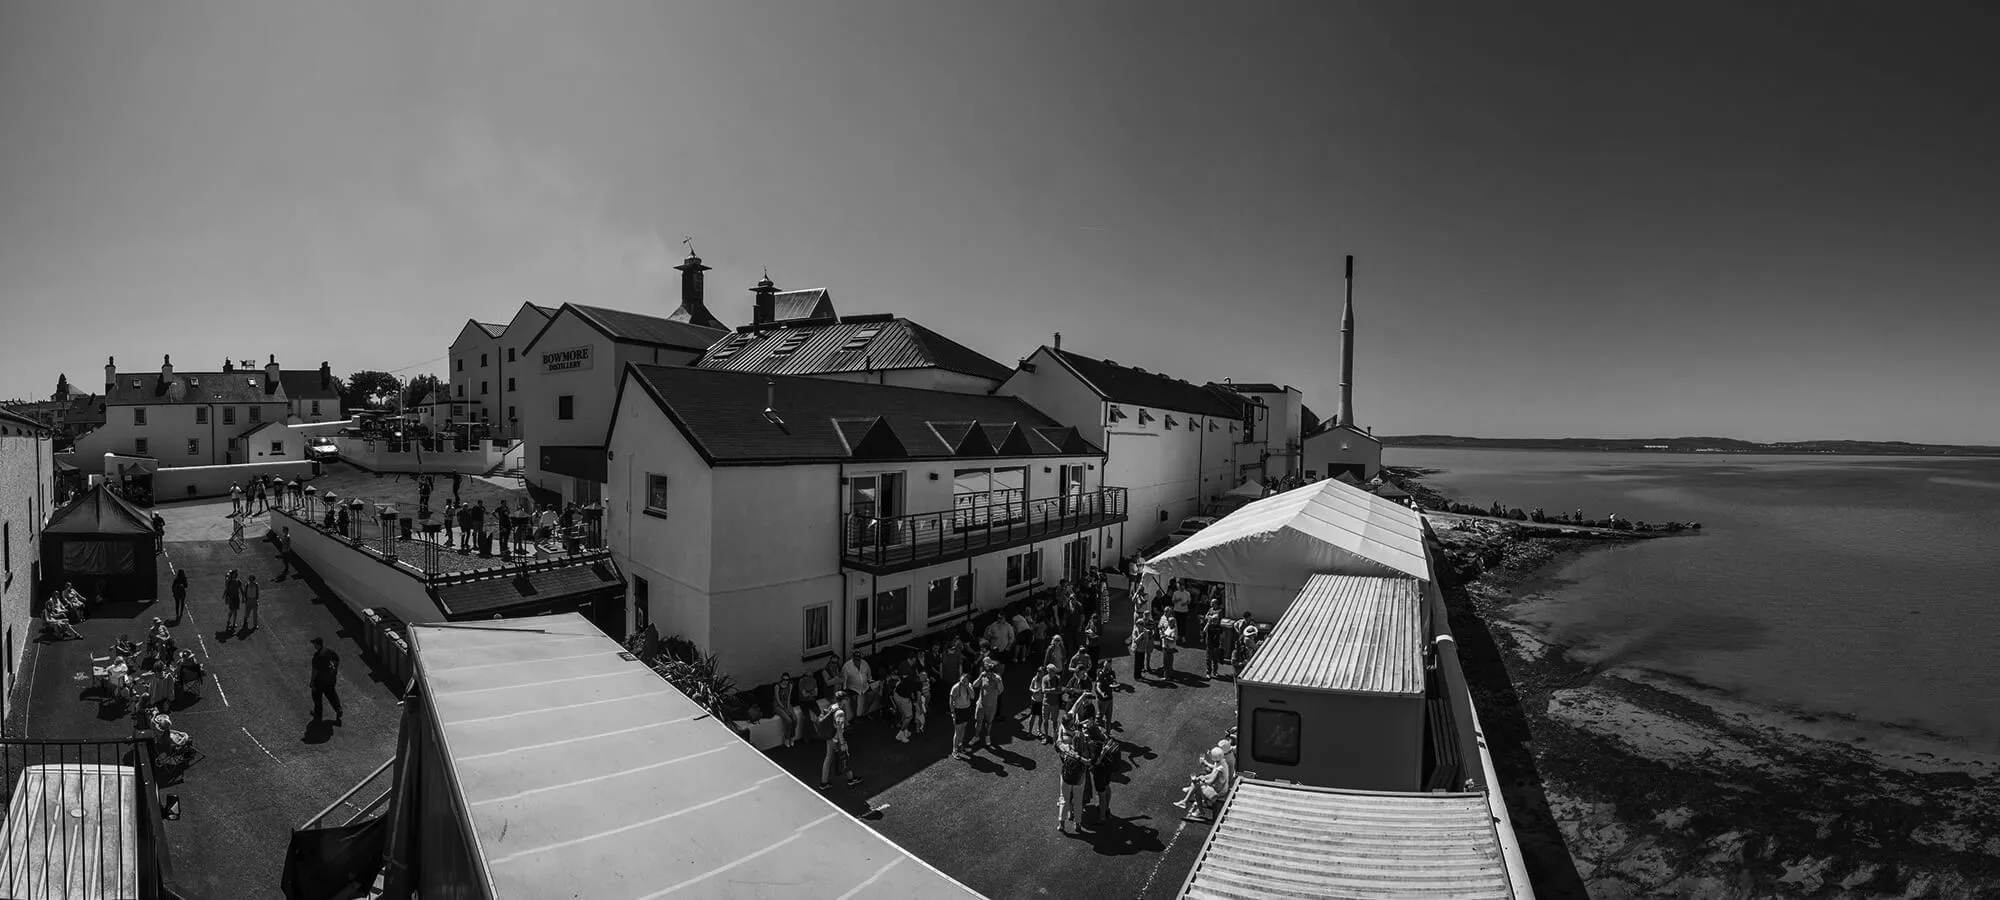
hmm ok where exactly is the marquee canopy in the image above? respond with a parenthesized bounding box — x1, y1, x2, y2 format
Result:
(44, 484, 153, 536)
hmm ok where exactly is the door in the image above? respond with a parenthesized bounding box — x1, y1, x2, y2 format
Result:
(1058, 465, 1087, 516)
(1062, 536, 1090, 583)
(847, 473, 906, 550)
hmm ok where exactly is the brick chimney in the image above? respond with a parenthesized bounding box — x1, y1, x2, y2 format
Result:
(223, 358, 235, 373)
(265, 354, 281, 390)
(105, 356, 116, 392)
(319, 361, 332, 390)
(161, 354, 174, 380)
(751, 271, 779, 326)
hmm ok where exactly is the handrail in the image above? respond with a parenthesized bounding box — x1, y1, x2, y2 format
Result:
(301, 757, 395, 831)
(842, 486, 1128, 568)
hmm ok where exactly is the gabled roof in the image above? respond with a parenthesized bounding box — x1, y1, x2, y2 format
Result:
(1223, 382, 1288, 394)
(524, 304, 729, 355)
(617, 365, 1105, 466)
(771, 288, 837, 322)
(1307, 421, 1381, 445)
(104, 371, 284, 406)
(1142, 478, 1430, 585)
(0, 407, 48, 433)
(475, 321, 506, 338)
(695, 316, 1011, 383)
(1043, 348, 1241, 418)
(277, 370, 341, 401)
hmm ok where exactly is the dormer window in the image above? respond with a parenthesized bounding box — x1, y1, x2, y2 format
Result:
(838, 326, 883, 353)
(1108, 406, 1127, 422)
(1138, 409, 1155, 425)
(770, 330, 815, 358)
(1165, 415, 1179, 429)
(189, 377, 200, 386)
(247, 378, 257, 386)
(131, 379, 141, 389)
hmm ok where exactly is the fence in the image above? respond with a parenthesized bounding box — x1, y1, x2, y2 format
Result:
(0, 738, 170, 900)
(332, 436, 510, 475)
(286, 493, 607, 582)
(841, 487, 1128, 570)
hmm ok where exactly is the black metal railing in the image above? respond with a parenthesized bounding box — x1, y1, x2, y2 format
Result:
(278, 499, 607, 583)
(0, 738, 168, 900)
(842, 487, 1127, 571)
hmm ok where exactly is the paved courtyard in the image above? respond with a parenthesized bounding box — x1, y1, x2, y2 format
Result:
(5, 501, 405, 898)
(151, 461, 531, 543)
(768, 591, 1238, 900)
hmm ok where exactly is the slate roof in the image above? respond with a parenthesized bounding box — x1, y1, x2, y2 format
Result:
(1045, 349, 1241, 418)
(770, 288, 836, 322)
(105, 371, 284, 406)
(620, 364, 1104, 466)
(696, 315, 1012, 382)
(431, 559, 623, 618)
(475, 322, 506, 338)
(529, 304, 729, 354)
(0, 407, 47, 433)
(278, 370, 341, 401)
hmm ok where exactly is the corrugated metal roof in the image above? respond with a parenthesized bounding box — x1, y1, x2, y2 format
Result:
(770, 288, 837, 321)
(1179, 780, 1515, 900)
(1240, 574, 1425, 697)
(695, 317, 1012, 382)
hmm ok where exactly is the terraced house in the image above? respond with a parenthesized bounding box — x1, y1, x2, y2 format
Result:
(603, 364, 1123, 685)
(70, 355, 301, 468)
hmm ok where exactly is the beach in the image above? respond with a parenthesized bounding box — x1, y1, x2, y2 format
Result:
(1407, 471, 2000, 899)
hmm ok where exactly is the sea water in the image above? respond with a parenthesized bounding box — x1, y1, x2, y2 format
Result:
(1392, 447, 2000, 754)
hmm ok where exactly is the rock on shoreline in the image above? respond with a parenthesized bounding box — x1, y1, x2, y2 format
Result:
(1432, 517, 2000, 899)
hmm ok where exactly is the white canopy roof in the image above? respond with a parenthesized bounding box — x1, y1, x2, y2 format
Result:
(1221, 479, 1265, 500)
(1144, 478, 1429, 587)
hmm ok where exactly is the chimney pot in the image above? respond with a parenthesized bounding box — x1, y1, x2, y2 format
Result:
(1054, 332, 1062, 350)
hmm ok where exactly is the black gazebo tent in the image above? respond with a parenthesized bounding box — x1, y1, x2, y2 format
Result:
(40, 483, 159, 603)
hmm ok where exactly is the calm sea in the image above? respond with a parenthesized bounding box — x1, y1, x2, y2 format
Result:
(1391, 447, 2000, 754)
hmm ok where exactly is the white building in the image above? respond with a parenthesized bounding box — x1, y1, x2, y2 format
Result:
(70, 356, 296, 468)
(1302, 256, 1383, 481)
(518, 304, 727, 505)
(0, 407, 54, 722)
(278, 361, 345, 424)
(446, 302, 555, 439)
(997, 346, 1262, 557)
(1215, 382, 1315, 482)
(604, 364, 1122, 687)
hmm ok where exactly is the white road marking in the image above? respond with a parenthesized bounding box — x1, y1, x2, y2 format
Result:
(211, 673, 231, 708)
(242, 727, 280, 762)
(1136, 819, 1192, 899)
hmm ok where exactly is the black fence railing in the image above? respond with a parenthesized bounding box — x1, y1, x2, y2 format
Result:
(0, 738, 170, 900)
(842, 487, 1127, 571)
(279, 497, 607, 583)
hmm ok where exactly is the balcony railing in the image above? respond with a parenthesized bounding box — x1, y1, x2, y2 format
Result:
(282, 494, 607, 584)
(842, 487, 1127, 572)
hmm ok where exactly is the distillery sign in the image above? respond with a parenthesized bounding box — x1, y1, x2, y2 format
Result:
(542, 346, 594, 373)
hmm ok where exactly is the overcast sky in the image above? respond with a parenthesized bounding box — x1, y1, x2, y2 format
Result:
(2, 2, 1995, 443)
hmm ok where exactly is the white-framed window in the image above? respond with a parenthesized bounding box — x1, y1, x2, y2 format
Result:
(134, 407, 146, 426)
(270, 441, 285, 455)
(1005, 548, 1042, 588)
(134, 438, 148, 455)
(311, 400, 321, 415)
(249, 406, 262, 423)
(645, 474, 669, 516)
(223, 407, 236, 425)
(195, 407, 207, 424)
(803, 603, 831, 655)
(187, 439, 199, 456)
(927, 573, 974, 619)
(874, 587, 910, 634)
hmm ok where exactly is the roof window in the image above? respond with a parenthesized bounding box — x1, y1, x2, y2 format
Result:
(769, 330, 815, 358)
(838, 326, 883, 353)
(707, 334, 754, 362)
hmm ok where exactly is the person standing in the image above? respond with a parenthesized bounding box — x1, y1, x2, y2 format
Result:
(275, 527, 295, 578)
(223, 570, 242, 631)
(441, 498, 456, 547)
(241, 575, 262, 631)
(1157, 611, 1179, 677)
(1170, 582, 1193, 646)
(451, 470, 463, 502)
(310, 637, 343, 724)
(972, 661, 1003, 749)
(494, 502, 512, 558)
(1090, 721, 1120, 823)
(229, 482, 243, 516)
(1028, 664, 1057, 742)
(1128, 610, 1153, 681)
(457, 501, 475, 551)
(152, 513, 167, 554)
(171, 570, 189, 622)
(949, 670, 977, 759)
(818, 692, 860, 789)
(1202, 598, 1227, 678)
(774, 673, 798, 749)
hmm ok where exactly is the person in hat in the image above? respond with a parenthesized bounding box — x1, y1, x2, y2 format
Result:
(310, 637, 343, 724)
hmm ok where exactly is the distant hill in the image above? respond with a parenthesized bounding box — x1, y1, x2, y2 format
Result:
(1379, 434, 2000, 457)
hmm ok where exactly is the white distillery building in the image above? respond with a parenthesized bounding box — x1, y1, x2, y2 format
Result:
(0, 408, 55, 722)
(1303, 256, 1383, 481)
(998, 345, 1280, 557)
(604, 364, 1124, 687)
(70, 356, 303, 468)
(445, 301, 555, 439)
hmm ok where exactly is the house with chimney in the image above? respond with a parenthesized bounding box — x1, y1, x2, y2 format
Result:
(1, 373, 106, 443)
(603, 363, 1120, 686)
(997, 343, 1261, 557)
(279, 361, 344, 423)
(1303, 256, 1383, 481)
(70, 355, 298, 467)
(515, 252, 732, 504)
(446, 301, 556, 439)
(690, 271, 1014, 395)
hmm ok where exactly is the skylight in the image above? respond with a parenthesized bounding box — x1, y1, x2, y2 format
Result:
(838, 326, 883, 353)
(707, 334, 754, 361)
(770, 330, 815, 358)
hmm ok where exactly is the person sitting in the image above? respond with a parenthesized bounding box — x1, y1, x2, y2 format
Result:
(60, 585, 89, 622)
(175, 649, 204, 690)
(112, 634, 139, 657)
(1173, 747, 1231, 818)
(106, 656, 134, 703)
(44, 607, 84, 641)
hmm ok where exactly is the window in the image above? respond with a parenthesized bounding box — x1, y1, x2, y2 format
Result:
(769, 330, 815, 358)
(645, 474, 669, 516)
(1251, 707, 1302, 766)
(227, 438, 239, 451)
(270, 441, 285, 455)
(927, 574, 974, 619)
(873, 587, 910, 634)
(951, 466, 1024, 530)
(558, 395, 574, 420)
(456, 384, 465, 398)
(3, 521, 9, 577)
(249, 406, 262, 423)
(195, 407, 208, 424)
(853, 595, 869, 636)
(223, 406, 235, 425)
(508, 406, 516, 421)
(508, 348, 517, 362)
(633, 576, 651, 633)
(1005, 548, 1042, 588)
(803, 603, 831, 655)
(838, 326, 883, 353)
(707, 334, 753, 361)
(134, 407, 147, 426)
(480, 353, 488, 367)
(482, 381, 489, 395)
(507, 377, 516, 392)
(187, 439, 199, 456)
(311, 400, 321, 415)
(457, 359, 464, 372)
(135, 438, 148, 455)
(1138, 409, 1155, 425)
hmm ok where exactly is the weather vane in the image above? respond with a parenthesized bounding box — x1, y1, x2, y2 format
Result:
(682, 235, 696, 256)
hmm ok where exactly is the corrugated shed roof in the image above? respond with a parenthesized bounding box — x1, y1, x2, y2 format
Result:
(105, 371, 284, 406)
(411, 614, 987, 900)
(695, 318, 1012, 383)
(1048, 349, 1241, 418)
(622, 365, 1103, 465)
(770, 288, 837, 321)
(432, 559, 623, 618)
(567, 304, 729, 351)
(1178, 780, 1515, 900)
(1240, 575, 1425, 697)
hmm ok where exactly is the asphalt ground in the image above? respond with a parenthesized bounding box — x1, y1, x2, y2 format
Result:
(769, 590, 1238, 900)
(6, 513, 403, 898)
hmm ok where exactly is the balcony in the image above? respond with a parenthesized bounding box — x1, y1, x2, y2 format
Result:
(842, 486, 1128, 574)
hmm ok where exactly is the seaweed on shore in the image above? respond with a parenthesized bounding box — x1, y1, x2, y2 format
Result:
(1430, 512, 2000, 899)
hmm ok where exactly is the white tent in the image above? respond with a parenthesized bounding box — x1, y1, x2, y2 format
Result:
(1222, 479, 1266, 500)
(1143, 478, 1431, 621)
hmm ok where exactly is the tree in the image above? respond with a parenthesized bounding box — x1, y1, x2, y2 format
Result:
(342, 370, 402, 409)
(403, 374, 443, 408)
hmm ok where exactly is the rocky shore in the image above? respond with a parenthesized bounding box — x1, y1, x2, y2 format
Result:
(1420, 490, 2000, 898)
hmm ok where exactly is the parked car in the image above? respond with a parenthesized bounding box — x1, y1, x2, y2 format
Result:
(1170, 516, 1218, 540)
(306, 439, 341, 461)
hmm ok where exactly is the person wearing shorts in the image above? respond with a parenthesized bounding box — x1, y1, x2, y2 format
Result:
(949, 670, 976, 759)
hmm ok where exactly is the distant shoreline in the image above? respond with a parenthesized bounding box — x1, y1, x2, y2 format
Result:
(1381, 435, 2000, 458)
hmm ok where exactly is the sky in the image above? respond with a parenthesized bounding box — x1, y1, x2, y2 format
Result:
(2, 1, 1996, 444)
